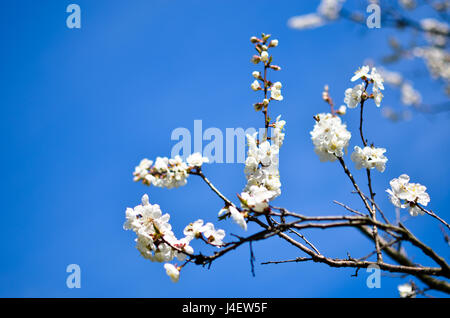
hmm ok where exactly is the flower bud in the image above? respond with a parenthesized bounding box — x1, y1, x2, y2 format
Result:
(251, 55, 261, 64)
(270, 65, 281, 71)
(261, 45, 268, 51)
(269, 39, 279, 47)
(272, 81, 282, 90)
(250, 36, 259, 43)
(262, 33, 271, 41)
(337, 105, 347, 115)
(260, 51, 269, 62)
(263, 99, 269, 106)
(252, 71, 261, 79)
(253, 103, 263, 111)
(251, 80, 261, 91)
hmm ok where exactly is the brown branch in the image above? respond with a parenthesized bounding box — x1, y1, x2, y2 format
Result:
(336, 157, 375, 215)
(417, 205, 450, 230)
(357, 225, 450, 294)
(190, 169, 237, 209)
(333, 200, 366, 216)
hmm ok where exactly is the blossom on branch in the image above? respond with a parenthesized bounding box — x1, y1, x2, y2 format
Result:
(186, 153, 209, 168)
(124, 194, 194, 263)
(386, 174, 430, 216)
(346, 65, 385, 108)
(243, 132, 281, 199)
(351, 65, 371, 82)
(310, 113, 351, 162)
(133, 152, 208, 189)
(184, 219, 226, 246)
(344, 84, 364, 109)
(270, 82, 283, 101)
(272, 115, 286, 148)
(350, 146, 388, 172)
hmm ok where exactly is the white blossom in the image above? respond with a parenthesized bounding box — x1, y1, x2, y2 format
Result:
(228, 205, 248, 230)
(386, 174, 430, 216)
(240, 185, 275, 214)
(251, 80, 261, 91)
(310, 113, 351, 162)
(351, 146, 388, 172)
(337, 105, 347, 115)
(170, 237, 194, 261)
(124, 194, 194, 263)
(260, 51, 269, 62)
(244, 132, 282, 199)
(288, 13, 326, 30)
(421, 18, 449, 46)
(413, 47, 450, 85)
(398, 283, 415, 298)
(184, 219, 226, 246)
(347, 66, 384, 107)
(351, 65, 371, 82)
(252, 71, 260, 79)
(344, 84, 364, 108)
(201, 222, 226, 246)
(133, 155, 191, 189)
(318, 0, 345, 20)
(272, 115, 286, 148)
(271, 81, 283, 101)
(133, 158, 153, 182)
(288, 0, 345, 30)
(401, 82, 422, 106)
(377, 67, 403, 86)
(370, 67, 385, 91)
(164, 264, 180, 283)
(371, 67, 385, 107)
(186, 152, 209, 168)
(372, 87, 383, 107)
(183, 219, 205, 239)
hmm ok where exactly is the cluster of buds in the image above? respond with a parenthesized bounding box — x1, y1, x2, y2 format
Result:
(250, 33, 283, 112)
(132, 153, 209, 189)
(240, 33, 286, 219)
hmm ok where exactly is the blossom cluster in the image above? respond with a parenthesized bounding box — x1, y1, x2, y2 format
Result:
(345, 65, 384, 108)
(386, 174, 430, 216)
(311, 66, 391, 171)
(413, 47, 450, 94)
(374, 67, 421, 121)
(133, 153, 209, 189)
(420, 18, 449, 47)
(183, 219, 226, 247)
(240, 34, 286, 217)
(124, 194, 226, 282)
(123, 194, 194, 263)
(351, 146, 388, 172)
(310, 113, 351, 162)
(123, 32, 440, 295)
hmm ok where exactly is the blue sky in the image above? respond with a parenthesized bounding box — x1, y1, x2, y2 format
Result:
(1, 0, 449, 297)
